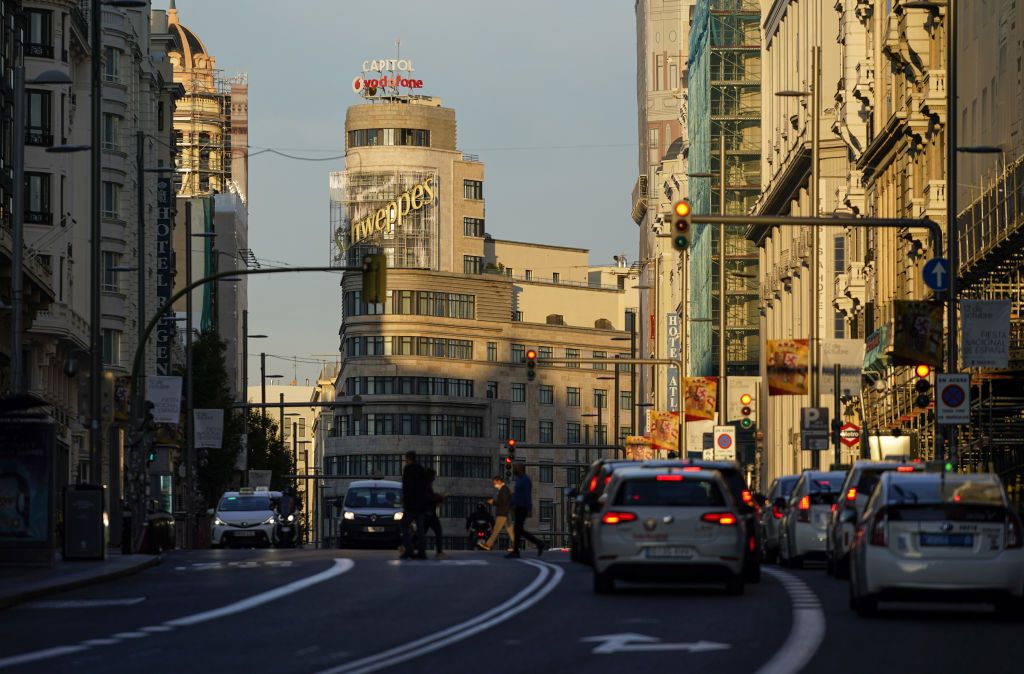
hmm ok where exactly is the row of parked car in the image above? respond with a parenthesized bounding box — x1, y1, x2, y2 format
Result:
(568, 457, 1024, 619)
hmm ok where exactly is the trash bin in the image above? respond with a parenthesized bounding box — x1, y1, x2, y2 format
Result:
(63, 484, 106, 560)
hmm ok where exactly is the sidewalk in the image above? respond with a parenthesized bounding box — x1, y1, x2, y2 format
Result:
(0, 551, 160, 609)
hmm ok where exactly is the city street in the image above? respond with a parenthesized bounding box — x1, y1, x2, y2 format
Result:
(1, 549, 1021, 673)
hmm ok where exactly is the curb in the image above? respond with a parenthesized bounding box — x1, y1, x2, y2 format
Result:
(0, 554, 161, 610)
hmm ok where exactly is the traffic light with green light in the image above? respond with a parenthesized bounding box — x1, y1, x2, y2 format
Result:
(671, 200, 692, 252)
(913, 364, 932, 408)
(362, 253, 388, 305)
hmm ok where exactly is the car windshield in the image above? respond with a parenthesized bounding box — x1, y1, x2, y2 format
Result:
(888, 478, 1004, 506)
(218, 496, 271, 512)
(614, 478, 726, 507)
(345, 488, 402, 509)
(779, 477, 798, 497)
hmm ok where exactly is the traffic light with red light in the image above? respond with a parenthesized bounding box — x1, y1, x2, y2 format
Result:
(525, 349, 537, 381)
(671, 201, 692, 252)
(506, 438, 516, 459)
(914, 364, 932, 408)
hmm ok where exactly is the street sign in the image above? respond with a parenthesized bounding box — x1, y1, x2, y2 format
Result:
(800, 406, 829, 450)
(713, 426, 736, 461)
(922, 257, 950, 292)
(840, 423, 861, 448)
(936, 374, 970, 425)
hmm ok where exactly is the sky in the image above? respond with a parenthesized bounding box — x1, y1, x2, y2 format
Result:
(171, 0, 639, 386)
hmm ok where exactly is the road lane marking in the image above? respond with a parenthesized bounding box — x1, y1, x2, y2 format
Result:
(0, 558, 355, 671)
(316, 558, 564, 674)
(26, 597, 147, 609)
(754, 568, 826, 674)
(582, 633, 730, 654)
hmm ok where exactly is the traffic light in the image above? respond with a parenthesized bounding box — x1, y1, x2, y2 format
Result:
(913, 364, 932, 408)
(671, 200, 692, 252)
(525, 349, 537, 381)
(141, 401, 156, 465)
(506, 438, 516, 460)
(361, 253, 387, 305)
(738, 392, 755, 430)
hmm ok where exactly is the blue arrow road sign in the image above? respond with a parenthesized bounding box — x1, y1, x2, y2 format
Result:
(922, 258, 950, 292)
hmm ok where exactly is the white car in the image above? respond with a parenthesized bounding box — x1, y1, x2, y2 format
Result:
(210, 489, 281, 548)
(779, 470, 846, 568)
(591, 466, 746, 595)
(827, 461, 922, 577)
(761, 474, 799, 564)
(849, 471, 1024, 618)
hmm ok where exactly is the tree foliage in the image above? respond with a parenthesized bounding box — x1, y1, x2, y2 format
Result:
(246, 410, 295, 492)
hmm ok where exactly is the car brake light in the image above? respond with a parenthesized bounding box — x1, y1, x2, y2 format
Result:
(682, 466, 702, 472)
(589, 476, 598, 492)
(831, 503, 836, 513)
(870, 509, 888, 547)
(846, 488, 857, 501)
(701, 512, 737, 525)
(797, 495, 810, 523)
(741, 490, 754, 506)
(604, 474, 613, 486)
(772, 505, 784, 519)
(656, 474, 683, 481)
(602, 511, 637, 525)
(896, 466, 915, 473)
(1006, 511, 1024, 549)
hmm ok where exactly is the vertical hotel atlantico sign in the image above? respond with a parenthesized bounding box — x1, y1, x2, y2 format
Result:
(155, 178, 174, 375)
(335, 175, 436, 255)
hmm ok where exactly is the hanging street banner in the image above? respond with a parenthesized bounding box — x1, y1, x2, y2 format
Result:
(625, 435, 657, 461)
(961, 299, 1011, 369)
(666, 313, 681, 412)
(767, 339, 809, 396)
(891, 300, 943, 367)
(648, 411, 680, 451)
(863, 324, 891, 374)
(113, 376, 132, 422)
(821, 339, 865, 397)
(146, 376, 183, 424)
(194, 409, 225, 449)
(683, 377, 717, 421)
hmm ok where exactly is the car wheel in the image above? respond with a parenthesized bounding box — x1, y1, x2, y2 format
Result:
(725, 573, 745, 596)
(996, 597, 1024, 621)
(593, 570, 614, 595)
(849, 576, 878, 617)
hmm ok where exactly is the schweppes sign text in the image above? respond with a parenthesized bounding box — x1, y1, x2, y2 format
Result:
(337, 176, 436, 253)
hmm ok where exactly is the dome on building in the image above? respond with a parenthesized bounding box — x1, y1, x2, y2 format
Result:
(167, 0, 210, 68)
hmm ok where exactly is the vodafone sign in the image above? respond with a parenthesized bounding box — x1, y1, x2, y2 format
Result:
(353, 58, 423, 97)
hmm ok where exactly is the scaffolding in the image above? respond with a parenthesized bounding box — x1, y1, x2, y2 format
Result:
(173, 69, 235, 197)
(688, 0, 761, 377)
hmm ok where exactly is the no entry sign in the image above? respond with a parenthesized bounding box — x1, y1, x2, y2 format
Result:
(937, 374, 970, 425)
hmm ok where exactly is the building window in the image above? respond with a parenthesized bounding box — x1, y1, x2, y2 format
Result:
(594, 425, 608, 445)
(463, 179, 483, 200)
(539, 421, 553, 444)
(486, 381, 498, 398)
(566, 422, 581, 444)
(463, 217, 484, 237)
(619, 426, 632, 444)
(654, 55, 664, 91)
(594, 389, 607, 409)
(834, 312, 845, 339)
(511, 418, 526, 442)
(102, 113, 121, 151)
(511, 383, 526, 403)
(834, 235, 846, 275)
(567, 387, 580, 407)
(620, 390, 633, 411)
(552, 272, 560, 284)
(511, 344, 526, 363)
(104, 46, 121, 82)
(497, 417, 509, 440)
(525, 269, 533, 281)
(539, 500, 553, 523)
(592, 351, 607, 370)
(538, 346, 552, 363)
(102, 329, 121, 366)
(101, 181, 120, 219)
(512, 311, 523, 322)
(332, 414, 484, 438)
(25, 173, 52, 225)
(347, 127, 430, 148)
(463, 255, 483, 275)
(487, 341, 497, 361)
(101, 251, 121, 292)
(25, 10, 53, 57)
(539, 385, 553, 405)
(539, 462, 554, 483)
(565, 348, 580, 368)
(346, 376, 474, 397)
(298, 417, 306, 438)
(25, 90, 52, 145)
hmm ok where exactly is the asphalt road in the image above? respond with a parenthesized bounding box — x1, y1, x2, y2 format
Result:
(1, 548, 1022, 673)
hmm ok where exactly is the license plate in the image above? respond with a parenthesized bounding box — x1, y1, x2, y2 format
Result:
(645, 546, 693, 559)
(234, 531, 255, 537)
(920, 533, 973, 547)
(366, 526, 381, 533)
(279, 526, 291, 532)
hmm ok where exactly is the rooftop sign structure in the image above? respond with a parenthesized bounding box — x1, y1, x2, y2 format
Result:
(352, 57, 423, 98)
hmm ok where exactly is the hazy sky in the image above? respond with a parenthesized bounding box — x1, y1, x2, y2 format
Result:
(171, 0, 639, 386)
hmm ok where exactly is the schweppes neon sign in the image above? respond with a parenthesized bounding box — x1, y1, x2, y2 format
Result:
(336, 175, 436, 253)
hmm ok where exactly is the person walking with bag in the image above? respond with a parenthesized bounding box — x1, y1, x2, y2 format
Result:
(479, 475, 513, 551)
(506, 463, 547, 558)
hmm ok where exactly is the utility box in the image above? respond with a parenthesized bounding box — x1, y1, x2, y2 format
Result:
(63, 484, 106, 560)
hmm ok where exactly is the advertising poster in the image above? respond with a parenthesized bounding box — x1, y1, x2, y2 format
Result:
(194, 409, 225, 449)
(146, 376, 183, 424)
(0, 421, 54, 549)
(767, 339, 809, 395)
(961, 299, 1011, 368)
(891, 300, 943, 367)
(683, 376, 718, 421)
(648, 411, 680, 451)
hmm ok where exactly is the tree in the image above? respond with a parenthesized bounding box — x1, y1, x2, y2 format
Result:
(245, 410, 294, 492)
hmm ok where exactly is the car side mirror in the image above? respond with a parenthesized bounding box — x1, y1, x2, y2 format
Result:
(206, 508, 215, 516)
(839, 509, 858, 524)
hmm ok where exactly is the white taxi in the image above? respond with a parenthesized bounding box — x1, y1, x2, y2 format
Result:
(210, 488, 280, 548)
(591, 466, 746, 595)
(849, 471, 1024, 618)
(779, 470, 845, 567)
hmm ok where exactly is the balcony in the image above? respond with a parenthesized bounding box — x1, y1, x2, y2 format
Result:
(923, 179, 946, 221)
(24, 211, 53, 226)
(834, 262, 867, 317)
(24, 43, 54, 59)
(631, 175, 649, 225)
(29, 302, 90, 350)
(25, 130, 54, 147)
(921, 68, 946, 122)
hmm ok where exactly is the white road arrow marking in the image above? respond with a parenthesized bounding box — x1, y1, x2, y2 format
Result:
(581, 633, 731, 655)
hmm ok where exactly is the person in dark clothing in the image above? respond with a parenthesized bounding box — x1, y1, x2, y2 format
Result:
(400, 451, 430, 559)
(466, 502, 495, 547)
(424, 469, 447, 560)
(479, 476, 513, 551)
(506, 463, 547, 558)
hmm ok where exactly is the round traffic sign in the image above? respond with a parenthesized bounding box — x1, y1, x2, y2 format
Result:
(716, 434, 733, 449)
(941, 384, 966, 407)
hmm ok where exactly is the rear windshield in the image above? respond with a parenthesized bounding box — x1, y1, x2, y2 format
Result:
(778, 477, 798, 498)
(808, 476, 844, 505)
(855, 469, 889, 496)
(615, 478, 726, 507)
(718, 470, 747, 501)
(345, 488, 403, 508)
(888, 479, 1004, 506)
(218, 496, 271, 512)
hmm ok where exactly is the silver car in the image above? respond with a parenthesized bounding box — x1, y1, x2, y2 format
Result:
(779, 471, 845, 568)
(591, 466, 746, 595)
(761, 474, 799, 564)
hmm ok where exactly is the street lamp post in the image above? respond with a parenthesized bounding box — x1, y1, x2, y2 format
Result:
(241, 312, 267, 479)
(598, 372, 619, 459)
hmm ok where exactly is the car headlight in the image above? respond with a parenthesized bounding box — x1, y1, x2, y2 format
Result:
(287, 514, 295, 522)
(263, 516, 276, 525)
(343, 511, 355, 520)
(393, 512, 404, 521)
(213, 516, 227, 527)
